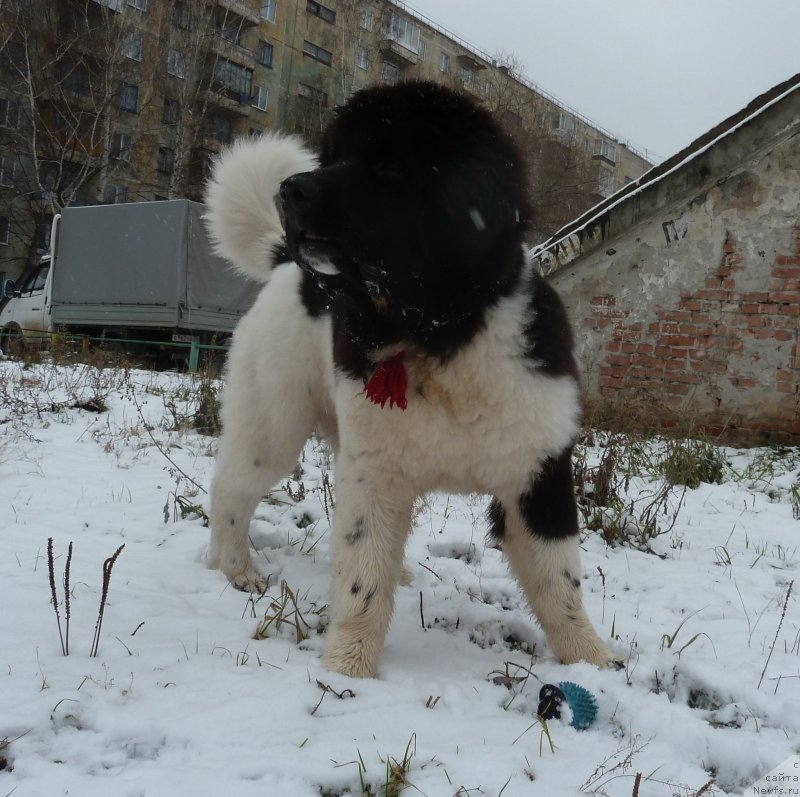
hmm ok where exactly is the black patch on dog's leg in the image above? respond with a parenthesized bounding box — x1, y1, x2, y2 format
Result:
(519, 448, 579, 540)
(563, 569, 581, 589)
(362, 585, 377, 613)
(487, 498, 506, 541)
(351, 580, 362, 594)
(345, 517, 366, 545)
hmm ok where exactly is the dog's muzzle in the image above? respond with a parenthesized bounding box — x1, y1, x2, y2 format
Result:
(279, 173, 341, 276)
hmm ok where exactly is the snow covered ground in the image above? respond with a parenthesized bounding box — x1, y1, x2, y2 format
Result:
(0, 358, 798, 797)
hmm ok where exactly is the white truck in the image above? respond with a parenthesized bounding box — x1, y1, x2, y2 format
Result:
(0, 200, 255, 366)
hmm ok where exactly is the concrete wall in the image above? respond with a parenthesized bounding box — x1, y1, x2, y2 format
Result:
(538, 93, 800, 445)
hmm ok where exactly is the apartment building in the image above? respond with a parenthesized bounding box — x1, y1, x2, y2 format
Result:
(0, 0, 652, 286)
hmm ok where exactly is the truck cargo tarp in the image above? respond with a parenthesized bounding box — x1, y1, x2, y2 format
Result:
(184, 202, 256, 328)
(51, 200, 257, 333)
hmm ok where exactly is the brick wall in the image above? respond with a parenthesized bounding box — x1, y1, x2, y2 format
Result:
(582, 228, 800, 444)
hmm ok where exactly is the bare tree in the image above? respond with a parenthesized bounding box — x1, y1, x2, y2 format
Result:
(2, 0, 130, 213)
(152, 2, 229, 199)
(0, 0, 136, 287)
(483, 53, 601, 242)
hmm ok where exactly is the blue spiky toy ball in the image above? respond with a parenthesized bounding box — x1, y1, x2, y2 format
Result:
(538, 681, 598, 730)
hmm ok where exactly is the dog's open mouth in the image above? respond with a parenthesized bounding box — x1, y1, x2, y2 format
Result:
(291, 231, 342, 276)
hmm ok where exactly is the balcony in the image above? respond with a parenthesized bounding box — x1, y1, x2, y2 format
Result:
(199, 135, 224, 153)
(216, 0, 259, 27)
(90, 0, 123, 11)
(592, 138, 618, 165)
(207, 34, 257, 69)
(29, 190, 58, 213)
(378, 39, 418, 67)
(201, 86, 252, 117)
(457, 53, 486, 71)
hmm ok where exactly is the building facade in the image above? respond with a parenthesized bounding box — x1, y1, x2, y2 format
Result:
(0, 0, 652, 288)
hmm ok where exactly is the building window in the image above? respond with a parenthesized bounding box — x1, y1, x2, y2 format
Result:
(0, 155, 12, 187)
(259, 40, 274, 67)
(0, 98, 19, 129)
(593, 138, 617, 164)
(157, 146, 175, 174)
(380, 61, 400, 83)
(459, 66, 474, 87)
(172, 1, 190, 29)
(103, 183, 128, 204)
(360, 9, 373, 30)
(213, 59, 253, 99)
(127, 0, 147, 9)
(0, 216, 8, 245)
(110, 132, 133, 161)
(550, 112, 576, 136)
(597, 166, 615, 198)
(1, 40, 27, 78)
(252, 84, 268, 111)
(167, 49, 186, 78)
(302, 40, 332, 66)
(381, 11, 422, 55)
(38, 163, 57, 191)
(32, 220, 51, 252)
(438, 52, 449, 73)
(59, 62, 89, 96)
(418, 40, 427, 60)
(297, 82, 327, 106)
(260, 0, 276, 23)
(206, 115, 232, 143)
(122, 32, 143, 61)
(483, 80, 492, 99)
(190, 148, 214, 183)
(162, 98, 180, 124)
(120, 82, 138, 112)
(218, 25, 243, 44)
(356, 46, 370, 71)
(307, 1, 335, 23)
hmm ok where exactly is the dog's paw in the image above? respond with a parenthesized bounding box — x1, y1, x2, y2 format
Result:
(230, 569, 269, 594)
(322, 633, 381, 679)
(556, 635, 613, 669)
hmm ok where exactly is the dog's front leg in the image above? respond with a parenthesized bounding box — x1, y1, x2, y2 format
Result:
(492, 450, 611, 667)
(322, 463, 413, 678)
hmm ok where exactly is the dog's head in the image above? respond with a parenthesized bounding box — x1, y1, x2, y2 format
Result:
(280, 81, 531, 338)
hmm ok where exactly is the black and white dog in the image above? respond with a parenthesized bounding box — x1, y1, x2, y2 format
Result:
(205, 81, 609, 678)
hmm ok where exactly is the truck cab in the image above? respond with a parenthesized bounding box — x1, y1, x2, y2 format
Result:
(0, 256, 53, 353)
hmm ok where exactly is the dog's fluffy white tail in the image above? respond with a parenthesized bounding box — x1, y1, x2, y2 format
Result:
(204, 133, 317, 282)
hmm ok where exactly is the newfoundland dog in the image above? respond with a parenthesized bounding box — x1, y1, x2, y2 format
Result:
(204, 81, 610, 678)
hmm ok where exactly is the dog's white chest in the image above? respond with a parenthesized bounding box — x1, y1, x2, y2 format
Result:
(338, 332, 580, 497)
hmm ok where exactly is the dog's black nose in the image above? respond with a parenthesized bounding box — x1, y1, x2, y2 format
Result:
(279, 172, 320, 209)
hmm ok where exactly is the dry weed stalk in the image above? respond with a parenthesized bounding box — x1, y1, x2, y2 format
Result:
(47, 537, 71, 656)
(757, 580, 794, 690)
(90, 544, 125, 658)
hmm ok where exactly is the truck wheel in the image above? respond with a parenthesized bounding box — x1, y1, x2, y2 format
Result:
(0, 327, 23, 357)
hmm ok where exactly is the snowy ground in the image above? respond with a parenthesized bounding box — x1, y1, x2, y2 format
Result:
(0, 358, 798, 797)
